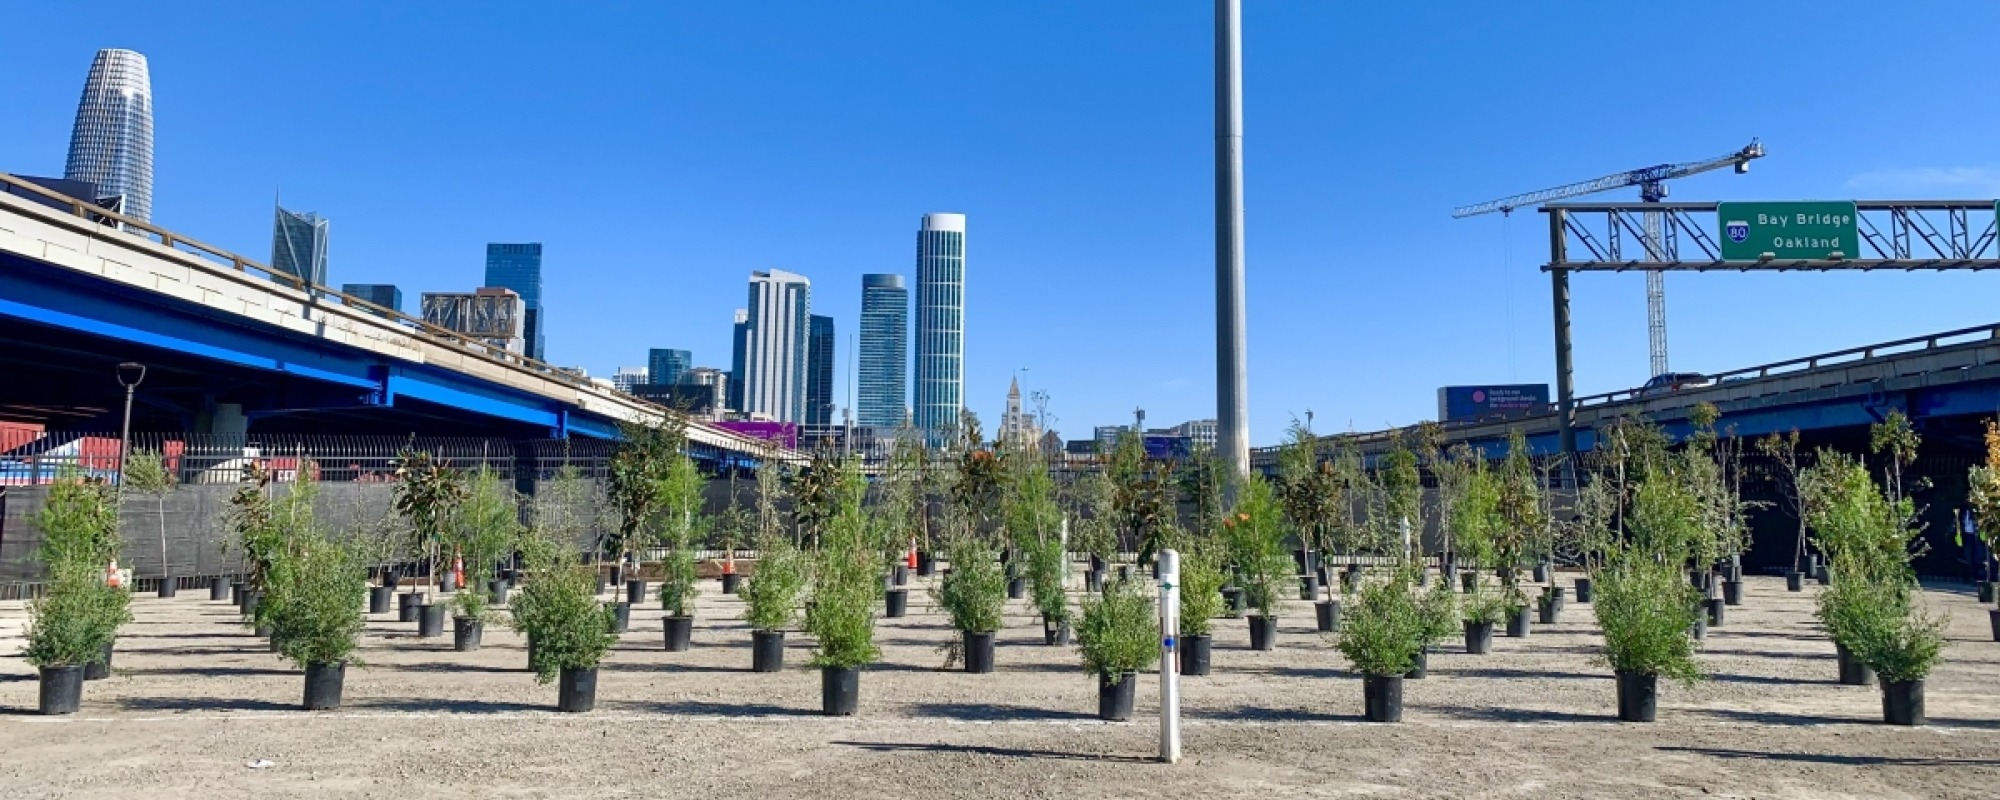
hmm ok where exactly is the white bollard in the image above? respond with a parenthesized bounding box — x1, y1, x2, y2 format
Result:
(1158, 548, 1181, 764)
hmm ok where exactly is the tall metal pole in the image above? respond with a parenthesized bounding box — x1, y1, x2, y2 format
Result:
(1214, 0, 1250, 481)
(115, 362, 146, 495)
(1548, 212, 1576, 468)
(1157, 548, 1182, 764)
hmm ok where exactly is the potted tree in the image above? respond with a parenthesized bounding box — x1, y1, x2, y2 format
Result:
(266, 529, 368, 710)
(656, 434, 706, 653)
(740, 537, 806, 672)
(607, 420, 680, 615)
(516, 554, 617, 712)
(1027, 535, 1072, 644)
(1460, 582, 1505, 655)
(1964, 419, 2000, 639)
(805, 456, 880, 715)
(23, 474, 127, 714)
(1415, 571, 1458, 669)
(1077, 577, 1158, 721)
(447, 467, 519, 652)
(1224, 476, 1290, 651)
(123, 449, 178, 598)
(1177, 545, 1226, 676)
(1592, 551, 1702, 722)
(392, 451, 466, 616)
(934, 536, 1005, 671)
(1337, 565, 1424, 722)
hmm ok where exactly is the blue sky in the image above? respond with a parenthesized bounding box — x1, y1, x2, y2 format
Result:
(5, 2, 1999, 445)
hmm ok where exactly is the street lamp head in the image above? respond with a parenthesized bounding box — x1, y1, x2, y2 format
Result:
(117, 362, 146, 388)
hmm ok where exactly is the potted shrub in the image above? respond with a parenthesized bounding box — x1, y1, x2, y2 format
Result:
(518, 561, 617, 712)
(392, 451, 468, 605)
(654, 441, 706, 652)
(24, 476, 127, 714)
(1964, 418, 2000, 639)
(805, 457, 880, 715)
(1027, 535, 1072, 645)
(446, 467, 520, 652)
(1222, 476, 1289, 651)
(1460, 582, 1504, 654)
(1337, 566, 1424, 722)
(741, 537, 807, 672)
(1592, 554, 1702, 722)
(1415, 572, 1458, 667)
(1077, 577, 1159, 721)
(658, 545, 699, 651)
(934, 536, 1005, 671)
(1177, 546, 1226, 676)
(1846, 579, 1947, 726)
(266, 532, 368, 710)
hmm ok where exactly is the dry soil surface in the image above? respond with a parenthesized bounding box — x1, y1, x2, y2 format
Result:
(2, 574, 1998, 799)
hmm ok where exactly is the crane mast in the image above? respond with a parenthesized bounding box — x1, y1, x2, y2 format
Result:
(1453, 140, 1764, 378)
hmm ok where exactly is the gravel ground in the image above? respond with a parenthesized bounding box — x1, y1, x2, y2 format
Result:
(2, 574, 1997, 799)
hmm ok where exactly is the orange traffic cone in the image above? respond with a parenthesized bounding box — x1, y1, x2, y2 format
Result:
(105, 559, 123, 588)
(906, 541, 918, 570)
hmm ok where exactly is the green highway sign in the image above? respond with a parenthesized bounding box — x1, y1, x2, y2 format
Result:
(1717, 201, 1859, 261)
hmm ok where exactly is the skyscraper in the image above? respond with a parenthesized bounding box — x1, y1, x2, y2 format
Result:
(271, 206, 329, 288)
(341, 283, 402, 316)
(857, 273, 908, 430)
(648, 348, 692, 387)
(914, 213, 966, 445)
(806, 315, 835, 427)
(64, 49, 154, 223)
(484, 243, 544, 361)
(728, 309, 750, 413)
(612, 366, 648, 394)
(737, 270, 812, 422)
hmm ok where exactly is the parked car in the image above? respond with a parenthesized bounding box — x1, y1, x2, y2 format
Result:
(1636, 372, 1710, 397)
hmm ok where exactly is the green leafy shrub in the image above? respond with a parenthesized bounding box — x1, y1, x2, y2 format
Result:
(448, 467, 520, 622)
(1847, 586, 1947, 683)
(1223, 476, 1291, 618)
(1591, 554, 1701, 684)
(1337, 570, 1424, 676)
(934, 536, 1005, 634)
(1462, 583, 1508, 624)
(741, 539, 806, 631)
(805, 456, 880, 670)
(1078, 577, 1158, 682)
(659, 547, 699, 617)
(1414, 569, 1459, 648)
(25, 475, 129, 668)
(1025, 534, 1070, 626)
(1177, 547, 1226, 637)
(515, 564, 617, 683)
(268, 535, 369, 667)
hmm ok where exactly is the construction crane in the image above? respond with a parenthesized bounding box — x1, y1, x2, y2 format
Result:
(1453, 139, 1766, 378)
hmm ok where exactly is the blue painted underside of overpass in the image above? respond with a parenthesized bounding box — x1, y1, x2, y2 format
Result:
(0, 249, 617, 439)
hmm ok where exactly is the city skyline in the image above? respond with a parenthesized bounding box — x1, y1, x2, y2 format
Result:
(62, 48, 152, 223)
(647, 348, 691, 388)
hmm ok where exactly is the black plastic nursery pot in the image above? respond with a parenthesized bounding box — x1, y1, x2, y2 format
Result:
(885, 588, 908, 618)
(1097, 672, 1137, 721)
(1249, 615, 1278, 651)
(1537, 600, 1559, 626)
(1043, 619, 1071, 646)
(662, 616, 693, 652)
(1836, 643, 1876, 686)
(1342, 567, 1363, 594)
(488, 580, 508, 607)
(1362, 674, 1404, 723)
(1299, 574, 1319, 602)
(821, 667, 860, 716)
(893, 565, 909, 586)
(1786, 571, 1805, 592)
(751, 630, 786, 672)
(303, 662, 345, 710)
(595, 574, 610, 597)
(1460, 570, 1478, 594)
(1533, 563, 1551, 584)
(626, 580, 646, 605)
(1404, 647, 1428, 680)
(918, 552, 937, 577)
(1506, 606, 1531, 638)
(1705, 597, 1726, 627)
(1615, 671, 1658, 722)
(1007, 576, 1026, 600)
(83, 642, 114, 681)
(1574, 577, 1594, 604)
(1977, 581, 1995, 604)
(38, 665, 85, 715)
(1315, 600, 1340, 633)
(1117, 565, 1132, 582)
(418, 604, 446, 637)
(243, 591, 263, 620)
(1989, 608, 2000, 642)
(721, 572, 741, 594)
(1882, 679, 1925, 726)
(557, 667, 598, 713)
(1221, 587, 1245, 618)
(398, 591, 421, 622)
(210, 576, 230, 601)
(1085, 571, 1103, 593)
(453, 617, 483, 651)
(1179, 634, 1212, 676)
(158, 576, 177, 598)
(1722, 580, 1743, 606)
(1464, 620, 1494, 654)
(1689, 612, 1706, 641)
(963, 630, 997, 673)
(610, 602, 631, 634)
(368, 586, 392, 614)
(231, 581, 246, 604)
(1815, 565, 1831, 585)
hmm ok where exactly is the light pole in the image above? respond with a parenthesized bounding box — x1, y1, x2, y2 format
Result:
(115, 362, 146, 490)
(1215, 0, 1250, 482)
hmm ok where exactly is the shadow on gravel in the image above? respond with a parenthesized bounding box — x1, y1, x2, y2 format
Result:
(1424, 705, 1610, 724)
(120, 696, 295, 712)
(605, 699, 807, 717)
(1184, 705, 1360, 723)
(1659, 745, 2000, 767)
(1925, 717, 2000, 731)
(602, 661, 745, 674)
(120, 665, 294, 678)
(910, 702, 1095, 722)
(1708, 672, 1833, 687)
(1697, 648, 1826, 662)
(385, 662, 527, 675)
(1687, 707, 1861, 726)
(834, 741, 1155, 763)
(1261, 666, 1351, 680)
(1442, 667, 1604, 682)
(353, 698, 545, 714)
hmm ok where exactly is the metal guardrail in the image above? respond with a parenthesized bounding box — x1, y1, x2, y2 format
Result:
(1250, 319, 2000, 463)
(0, 172, 796, 461)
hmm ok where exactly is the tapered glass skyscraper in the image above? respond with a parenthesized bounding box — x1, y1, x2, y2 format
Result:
(64, 49, 154, 223)
(484, 243, 544, 361)
(271, 206, 329, 287)
(914, 213, 965, 445)
(857, 273, 908, 430)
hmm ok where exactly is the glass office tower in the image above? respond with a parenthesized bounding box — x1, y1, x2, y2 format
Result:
(64, 49, 154, 222)
(856, 273, 908, 430)
(484, 243, 544, 361)
(913, 213, 965, 446)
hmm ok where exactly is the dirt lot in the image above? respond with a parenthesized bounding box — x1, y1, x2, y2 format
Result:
(2, 573, 1997, 799)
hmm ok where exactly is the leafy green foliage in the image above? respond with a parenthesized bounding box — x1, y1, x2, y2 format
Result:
(1177, 546, 1226, 638)
(1461, 582, 1508, 624)
(1066, 471, 1118, 563)
(1107, 430, 1176, 565)
(26, 474, 130, 668)
(1223, 476, 1291, 617)
(607, 419, 684, 558)
(123, 449, 176, 580)
(268, 534, 369, 667)
(805, 456, 880, 670)
(1414, 569, 1458, 646)
(1807, 449, 1947, 681)
(1337, 569, 1424, 677)
(740, 538, 806, 631)
(658, 547, 699, 617)
(1025, 533, 1070, 625)
(448, 466, 520, 621)
(392, 451, 467, 577)
(35, 473, 120, 570)
(1591, 554, 1701, 684)
(1842, 579, 1947, 682)
(1078, 577, 1158, 682)
(1275, 424, 1342, 555)
(934, 536, 1006, 634)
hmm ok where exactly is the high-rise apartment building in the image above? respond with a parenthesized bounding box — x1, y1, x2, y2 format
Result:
(857, 273, 908, 430)
(805, 315, 835, 427)
(1171, 419, 1220, 451)
(484, 243, 544, 361)
(736, 270, 812, 422)
(612, 366, 648, 394)
(913, 213, 966, 445)
(271, 206, 329, 288)
(421, 287, 526, 355)
(64, 49, 154, 223)
(648, 349, 692, 387)
(341, 283, 402, 316)
(728, 309, 750, 413)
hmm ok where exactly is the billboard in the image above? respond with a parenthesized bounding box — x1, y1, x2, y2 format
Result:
(1437, 384, 1550, 423)
(716, 420, 799, 450)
